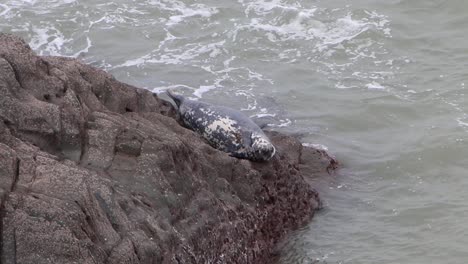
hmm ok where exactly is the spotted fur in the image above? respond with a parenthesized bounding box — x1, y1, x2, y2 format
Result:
(167, 91, 276, 161)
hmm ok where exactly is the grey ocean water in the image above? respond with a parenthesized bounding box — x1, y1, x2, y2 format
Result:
(2, 0, 468, 263)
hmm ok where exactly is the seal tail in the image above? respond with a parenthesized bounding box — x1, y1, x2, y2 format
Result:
(166, 89, 184, 107)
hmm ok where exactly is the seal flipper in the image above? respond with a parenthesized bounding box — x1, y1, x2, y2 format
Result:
(229, 151, 249, 159)
(166, 90, 184, 108)
(241, 131, 253, 147)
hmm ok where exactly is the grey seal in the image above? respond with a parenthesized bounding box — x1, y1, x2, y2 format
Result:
(167, 91, 276, 161)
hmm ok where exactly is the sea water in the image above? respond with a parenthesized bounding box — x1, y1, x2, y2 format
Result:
(2, 0, 468, 263)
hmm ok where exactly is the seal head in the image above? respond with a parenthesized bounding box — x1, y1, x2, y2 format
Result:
(167, 90, 276, 161)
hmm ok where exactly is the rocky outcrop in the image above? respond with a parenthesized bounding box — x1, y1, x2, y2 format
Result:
(0, 34, 336, 264)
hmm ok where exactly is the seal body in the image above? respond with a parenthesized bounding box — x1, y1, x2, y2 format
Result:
(167, 91, 276, 161)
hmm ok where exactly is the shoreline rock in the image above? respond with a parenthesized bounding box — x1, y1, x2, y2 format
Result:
(0, 34, 337, 264)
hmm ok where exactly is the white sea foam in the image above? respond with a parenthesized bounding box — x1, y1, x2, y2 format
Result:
(29, 25, 72, 56)
(152, 84, 194, 94)
(366, 81, 385, 90)
(302, 143, 329, 151)
(239, 0, 302, 16)
(0, 4, 11, 16)
(251, 113, 276, 118)
(148, 0, 217, 26)
(236, 4, 389, 50)
(118, 54, 152, 68)
(316, 14, 371, 51)
(270, 118, 292, 128)
(193, 85, 217, 98)
(141, 40, 226, 65)
(72, 37, 92, 58)
(168, 5, 217, 26)
(456, 117, 468, 128)
(5, 0, 76, 10)
(232, 0, 395, 94)
(335, 82, 356, 89)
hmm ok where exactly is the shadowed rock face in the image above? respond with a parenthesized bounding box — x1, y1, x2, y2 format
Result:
(0, 34, 336, 264)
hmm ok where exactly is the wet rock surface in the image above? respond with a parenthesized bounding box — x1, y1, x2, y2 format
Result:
(0, 34, 336, 264)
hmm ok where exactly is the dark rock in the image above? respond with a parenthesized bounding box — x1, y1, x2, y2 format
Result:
(0, 34, 337, 264)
